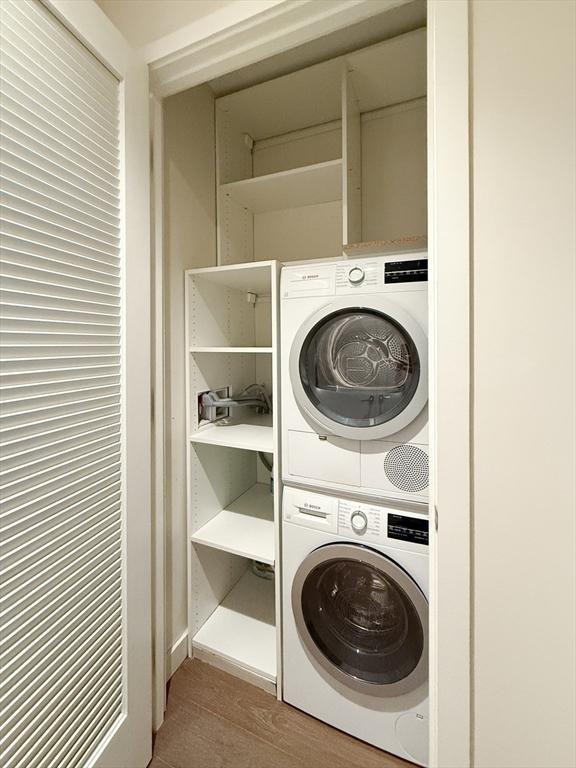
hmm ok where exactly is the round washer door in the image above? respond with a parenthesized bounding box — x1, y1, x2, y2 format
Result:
(292, 543, 428, 697)
(289, 296, 427, 440)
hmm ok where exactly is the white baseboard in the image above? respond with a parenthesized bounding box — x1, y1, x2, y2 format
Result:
(192, 645, 276, 697)
(167, 630, 188, 681)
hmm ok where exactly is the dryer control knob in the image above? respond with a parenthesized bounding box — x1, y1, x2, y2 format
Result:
(351, 510, 368, 533)
(348, 266, 365, 285)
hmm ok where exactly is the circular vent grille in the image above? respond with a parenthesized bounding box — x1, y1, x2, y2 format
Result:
(384, 445, 429, 493)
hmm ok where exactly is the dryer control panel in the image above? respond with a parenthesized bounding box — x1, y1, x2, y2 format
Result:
(281, 253, 428, 298)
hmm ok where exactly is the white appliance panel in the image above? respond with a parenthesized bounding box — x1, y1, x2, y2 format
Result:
(287, 430, 361, 487)
(282, 486, 429, 765)
(362, 440, 429, 502)
(281, 253, 429, 502)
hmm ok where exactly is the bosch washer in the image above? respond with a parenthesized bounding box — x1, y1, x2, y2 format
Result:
(282, 485, 429, 765)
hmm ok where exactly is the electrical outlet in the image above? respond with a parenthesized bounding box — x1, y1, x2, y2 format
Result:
(197, 385, 230, 425)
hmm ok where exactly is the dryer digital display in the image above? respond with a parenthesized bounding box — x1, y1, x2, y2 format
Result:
(385, 259, 428, 284)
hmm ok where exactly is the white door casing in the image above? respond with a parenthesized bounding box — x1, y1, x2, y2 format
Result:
(0, 1, 152, 766)
(147, 1, 472, 764)
(427, 1, 471, 766)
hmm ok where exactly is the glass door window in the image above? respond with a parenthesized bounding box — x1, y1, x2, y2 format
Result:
(299, 310, 420, 429)
(292, 544, 428, 694)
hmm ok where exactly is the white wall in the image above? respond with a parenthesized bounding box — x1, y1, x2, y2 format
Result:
(96, 0, 284, 60)
(362, 100, 427, 242)
(163, 85, 216, 675)
(96, 0, 232, 48)
(471, 2, 576, 766)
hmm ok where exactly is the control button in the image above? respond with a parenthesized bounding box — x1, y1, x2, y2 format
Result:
(348, 266, 365, 285)
(350, 510, 368, 533)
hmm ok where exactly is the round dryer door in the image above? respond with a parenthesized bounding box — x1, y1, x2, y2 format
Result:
(290, 297, 427, 440)
(292, 543, 428, 696)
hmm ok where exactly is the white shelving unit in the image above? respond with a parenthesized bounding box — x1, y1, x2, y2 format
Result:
(191, 483, 274, 565)
(193, 570, 276, 686)
(220, 159, 342, 213)
(187, 261, 273, 292)
(190, 347, 273, 353)
(185, 260, 281, 697)
(182, 21, 428, 701)
(190, 415, 273, 453)
(215, 27, 427, 267)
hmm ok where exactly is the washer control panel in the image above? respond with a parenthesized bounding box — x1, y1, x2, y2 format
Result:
(347, 266, 365, 285)
(338, 499, 383, 543)
(283, 487, 428, 552)
(337, 498, 429, 550)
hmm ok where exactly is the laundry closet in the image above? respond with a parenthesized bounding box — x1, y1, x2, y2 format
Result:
(162, 0, 428, 744)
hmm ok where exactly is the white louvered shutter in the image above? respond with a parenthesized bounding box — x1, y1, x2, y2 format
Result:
(0, 1, 125, 766)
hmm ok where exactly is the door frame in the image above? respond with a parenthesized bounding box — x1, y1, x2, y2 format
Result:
(426, 2, 471, 765)
(149, 1, 471, 765)
(42, 2, 153, 765)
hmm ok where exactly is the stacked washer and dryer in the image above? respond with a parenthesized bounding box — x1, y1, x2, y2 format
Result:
(280, 253, 430, 766)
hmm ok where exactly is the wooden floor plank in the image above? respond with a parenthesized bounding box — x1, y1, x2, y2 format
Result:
(153, 697, 305, 768)
(147, 758, 172, 768)
(151, 659, 412, 768)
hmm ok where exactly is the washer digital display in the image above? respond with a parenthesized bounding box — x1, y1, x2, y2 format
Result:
(388, 514, 429, 545)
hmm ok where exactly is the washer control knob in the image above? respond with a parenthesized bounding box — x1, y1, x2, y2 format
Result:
(350, 510, 368, 533)
(348, 266, 365, 285)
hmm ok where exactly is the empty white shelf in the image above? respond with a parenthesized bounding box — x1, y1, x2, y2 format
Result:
(220, 159, 342, 213)
(187, 261, 274, 294)
(190, 414, 273, 453)
(191, 483, 274, 564)
(193, 569, 276, 682)
(189, 346, 273, 353)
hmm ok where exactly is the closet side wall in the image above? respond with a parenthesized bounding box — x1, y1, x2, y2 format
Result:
(471, 2, 576, 766)
(361, 99, 427, 242)
(164, 85, 216, 677)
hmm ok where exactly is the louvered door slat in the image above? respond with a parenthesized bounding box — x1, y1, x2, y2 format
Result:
(14, 645, 121, 768)
(1, 438, 119, 497)
(1, 570, 121, 695)
(1, 382, 121, 412)
(0, 421, 119, 468)
(1, 176, 120, 235)
(6, 0, 118, 104)
(1, 603, 122, 744)
(1, 543, 119, 660)
(0, 136, 119, 211)
(1, 156, 119, 220)
(34, 665, 122, 768)
(1, 429, 119, 480)
(0, 45, 118, 138)
(2, 557, 121, 677)
(1, 95, 119, 178)
(1, 519, 120, 621)
(1, 415, 121, 460)
(0, 85, 119, 168)
(1, 182, 120, 238)
(0, 112, 119, 190)
(1, 194, 120, 246)
(0, 33, 119, 139)
(0, 1, 125, 765)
